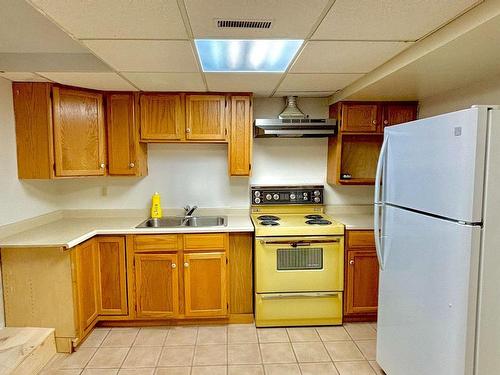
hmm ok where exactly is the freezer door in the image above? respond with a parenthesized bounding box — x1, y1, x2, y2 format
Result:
(383, 107, 488, 223)
(377, 205, 481, 375)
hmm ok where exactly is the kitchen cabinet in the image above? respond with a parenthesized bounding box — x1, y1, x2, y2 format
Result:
(140, 93, 184, 141)
(184, 252, 227, 317)
(134, 253, 179, 318)
(107, 93, 147, 176)
(186, 94, 227, 141)
(74, 238, 99, 333)
(95, 236, 128, 315)
(52, 87, 106, 177)
(327, 101, 417, 185)
(229, 95, 253, 176)
(344, 230, 379, 322)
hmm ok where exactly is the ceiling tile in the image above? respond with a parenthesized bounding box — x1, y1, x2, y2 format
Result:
(313, 0, 482, 41)
(37, 72, 137, 91)
(29, 0, 187, 39)
(0, 53, 112, 72)
(290, 41, 411, 73)
(273, 91, 333, 97)
(278, 73, 363, 92)
(185, 0, 330, 38)
(205, 73, 283, 96)
(0, 72, 50, 82)
(83, 40, 199, 72)
(123, 73, 206, 91)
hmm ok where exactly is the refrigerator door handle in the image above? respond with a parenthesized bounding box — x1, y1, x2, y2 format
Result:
(374, 136, 389, 270)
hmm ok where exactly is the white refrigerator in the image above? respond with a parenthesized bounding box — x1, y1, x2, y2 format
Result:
(374, 106, 500, 375)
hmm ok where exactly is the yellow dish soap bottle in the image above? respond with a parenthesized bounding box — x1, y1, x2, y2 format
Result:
(151, 192, 163, 219)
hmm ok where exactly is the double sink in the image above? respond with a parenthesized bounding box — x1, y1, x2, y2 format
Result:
(136, 216, 227, 228)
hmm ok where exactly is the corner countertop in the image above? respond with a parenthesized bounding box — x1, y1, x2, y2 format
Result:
(326, 205, 374, 230)
(0, 209, 254, 249)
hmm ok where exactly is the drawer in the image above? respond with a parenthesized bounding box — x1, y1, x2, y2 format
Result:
(134, 235, 182, 252)
(183, 233, 227, 251)
(255, 292, 343, 327)
(347, 230, 375, 248)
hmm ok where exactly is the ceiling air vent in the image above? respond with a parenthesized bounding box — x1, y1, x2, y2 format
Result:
(215, 19, 273, 29)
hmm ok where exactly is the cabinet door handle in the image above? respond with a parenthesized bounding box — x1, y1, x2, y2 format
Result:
(383, 120, 389, 125)
(372, 120, 377, 125)
(100, 163, 105, 169)
(171, 263, 177, 269)
(349, 260, 355, 265)
(129, 162, 135, 168)
(184, 262, 189, 268)
(186, 128, 191, 133)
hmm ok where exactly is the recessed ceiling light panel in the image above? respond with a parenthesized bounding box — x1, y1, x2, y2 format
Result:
(195, 39, 303, 72)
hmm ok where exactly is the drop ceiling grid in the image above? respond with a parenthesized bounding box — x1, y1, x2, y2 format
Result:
(19, 0, 484, 95)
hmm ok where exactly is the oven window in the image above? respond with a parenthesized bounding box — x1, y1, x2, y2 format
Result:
(277, 247, 323, 270)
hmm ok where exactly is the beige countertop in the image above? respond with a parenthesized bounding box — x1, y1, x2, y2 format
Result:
(332, 214, 374, 230)
(0, 210, 254, 249)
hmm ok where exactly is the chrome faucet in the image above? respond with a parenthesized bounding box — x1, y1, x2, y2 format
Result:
(182, 205, 198, 226)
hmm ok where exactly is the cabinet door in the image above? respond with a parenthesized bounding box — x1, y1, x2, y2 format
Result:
(107, 93, 146, 176)
(186, 95, 227, 141)
(341, 103, 378, 133)
(345, 250, 379, 315)
(383, 103, 418, 127)
(52, 87, 105, 176)
(140, 94, 184, 141)
(135, 253, 179, 318)
(184, 252, 227, 317)
(96, 237, 128, 315)
(74, 239, 99, 332)
(229, 96, 252, 176)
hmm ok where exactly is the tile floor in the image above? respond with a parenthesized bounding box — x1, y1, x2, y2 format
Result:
(39, 323, 383, 375)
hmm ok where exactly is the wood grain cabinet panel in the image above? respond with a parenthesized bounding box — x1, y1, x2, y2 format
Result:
(74, 239, 99, 332)
(383, 103, 418, 127)
(341, 103, 378, 133)
(183, 233, 227, 251)
(52, 87, 106, 176)
(229, 95, 252, 176)
(135, 253, 179, 318)
(186, 95, 227, 141)
(345, 250, 379, 315)
(107, 93, 147, 176)
(140, 94, 184, 141)
(229, 233, 253, 314)
(184, 252, 227, 317)
(95, 237, 128, 315)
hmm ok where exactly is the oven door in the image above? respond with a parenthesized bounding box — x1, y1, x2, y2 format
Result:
(255, 236, 344, 293)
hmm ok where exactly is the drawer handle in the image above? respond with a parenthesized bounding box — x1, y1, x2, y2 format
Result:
(261, 239, 340, 245)
(261, 292, 339, 300)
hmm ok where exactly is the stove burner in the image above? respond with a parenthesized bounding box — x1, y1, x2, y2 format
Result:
(306, 219, 332, 225)
(260, 220, 280, 226)
(258, 215, 281, 221)
(305, 214, 323, 219)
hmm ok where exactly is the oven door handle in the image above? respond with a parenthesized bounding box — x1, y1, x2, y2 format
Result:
(260, 292, 339, 300)
(260, 239, 340, 246)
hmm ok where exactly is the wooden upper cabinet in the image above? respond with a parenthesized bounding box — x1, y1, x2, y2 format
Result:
(135, 253, 179, 318)
(52, 87, 106, 176)
(183, 252, 227, 317)
(229, 96, 252, 176)
(383, 103, 418, 127)
(341, 103, 378, 133)
(140, 94, 184, 141)
(186, 95, 227, 141)
(107, 93, 147, 176)
(74, 239, 99, 332)
(95, 236, 128, 316)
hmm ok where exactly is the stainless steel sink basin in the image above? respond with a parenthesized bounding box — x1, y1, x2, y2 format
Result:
(136, 216, 227, 228)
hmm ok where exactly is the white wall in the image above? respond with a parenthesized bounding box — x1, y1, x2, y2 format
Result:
(419, 74, 500, 118)
(0, 78, 58, 226)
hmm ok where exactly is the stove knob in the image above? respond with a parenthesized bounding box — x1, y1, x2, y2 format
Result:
(303, 196, 308, 201)
(254, 191, 261, 197)
(314, 197, 321, 203)
(290, 193, 296, 200)
(303, 192, 308, 196)
(254, 197, 261, 204)
(314, 190, 321, 197)
(266, 193, 272, 200)
(273, 194, 279, 201)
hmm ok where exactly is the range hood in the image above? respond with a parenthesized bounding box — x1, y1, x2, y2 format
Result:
(254, 96, 337, 138)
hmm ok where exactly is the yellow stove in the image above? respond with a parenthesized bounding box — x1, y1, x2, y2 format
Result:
(251, 185, 345, 327)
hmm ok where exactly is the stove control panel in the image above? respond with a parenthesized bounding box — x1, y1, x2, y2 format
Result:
(251, 185, 324, 205)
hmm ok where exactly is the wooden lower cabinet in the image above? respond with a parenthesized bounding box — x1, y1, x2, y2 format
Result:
(184, 252, 227, 317)
(134, 253, 179, 318)
(344, 230, 379, 322)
